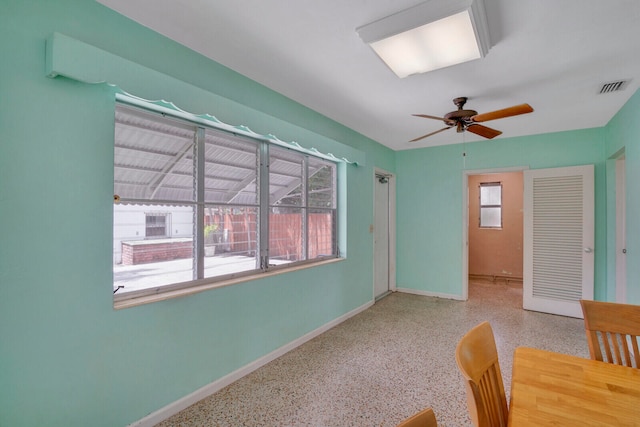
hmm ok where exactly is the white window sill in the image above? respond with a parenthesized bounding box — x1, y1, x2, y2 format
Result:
(113, 257, 345, 310)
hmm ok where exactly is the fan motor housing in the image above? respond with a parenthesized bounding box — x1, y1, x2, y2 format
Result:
(444, 109, 477, 125)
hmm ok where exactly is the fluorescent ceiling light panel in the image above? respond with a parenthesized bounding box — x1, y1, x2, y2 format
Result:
(370, 11, 481, 78)
(357, 0, 491, 78)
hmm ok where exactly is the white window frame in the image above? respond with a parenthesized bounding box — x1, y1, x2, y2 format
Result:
(479, 182, 502, 229)
(113, 103, 340, 305)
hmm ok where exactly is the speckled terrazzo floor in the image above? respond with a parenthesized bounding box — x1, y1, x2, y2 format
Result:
(156, 279, 589, 426)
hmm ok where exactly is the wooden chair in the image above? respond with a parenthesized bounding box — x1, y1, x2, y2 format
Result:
(396, 407, 438, 427)
(455, 321, 508, 427)
(580, 299, 640, 368)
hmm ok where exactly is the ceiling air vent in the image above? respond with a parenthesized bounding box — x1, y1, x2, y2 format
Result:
(599, 80, 629, 94)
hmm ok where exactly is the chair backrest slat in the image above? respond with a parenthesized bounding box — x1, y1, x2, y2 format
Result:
(620, 334, 632, 367)
(632, 335, 640, 364)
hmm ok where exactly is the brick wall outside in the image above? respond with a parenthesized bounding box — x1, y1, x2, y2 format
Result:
(121, 212, 333, 265)
(121, 240, 192, 265)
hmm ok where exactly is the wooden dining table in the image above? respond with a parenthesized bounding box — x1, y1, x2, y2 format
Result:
(508, 347, 640, 426)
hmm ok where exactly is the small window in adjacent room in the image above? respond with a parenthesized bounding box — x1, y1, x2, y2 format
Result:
(479, 182, 502, 228)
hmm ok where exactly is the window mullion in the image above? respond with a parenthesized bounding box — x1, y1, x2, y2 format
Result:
(259, 141, 270, 269)
(195, 127, 206, 279)
(302, 157, 308, 261)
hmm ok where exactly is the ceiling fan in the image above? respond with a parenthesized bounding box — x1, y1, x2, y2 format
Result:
(410, 97, 534, 142)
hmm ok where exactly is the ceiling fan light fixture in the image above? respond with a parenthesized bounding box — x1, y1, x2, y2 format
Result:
(357, 0, 491, 78)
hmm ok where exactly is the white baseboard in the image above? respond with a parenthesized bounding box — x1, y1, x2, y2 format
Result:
(395, 287, 464, 301)
(128, 300, 374, 427)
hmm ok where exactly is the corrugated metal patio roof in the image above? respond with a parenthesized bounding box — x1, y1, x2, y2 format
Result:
(114, 104, 329, 206)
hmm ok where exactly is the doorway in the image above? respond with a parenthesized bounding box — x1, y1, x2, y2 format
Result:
(374, 169, 396, 300)
(464, 165, 596, 317)
(466, 170, 524, 301)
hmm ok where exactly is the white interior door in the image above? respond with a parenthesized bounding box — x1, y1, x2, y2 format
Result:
(374, 174, 390, 299)
(523, 165, 594, 318)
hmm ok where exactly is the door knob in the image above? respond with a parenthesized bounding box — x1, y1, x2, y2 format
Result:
(584, 247, 593, 253)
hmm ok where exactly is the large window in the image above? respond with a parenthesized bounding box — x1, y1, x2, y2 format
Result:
(113, 104, 338, 299)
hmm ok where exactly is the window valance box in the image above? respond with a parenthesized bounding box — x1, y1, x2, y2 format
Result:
(44, 32, 362, 166)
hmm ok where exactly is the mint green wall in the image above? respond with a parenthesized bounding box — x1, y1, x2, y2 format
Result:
(396, 128, 607, 299)
(0, 1, 394, 426)
(3, 1, 637, 426)
(605, 89, 640, 303)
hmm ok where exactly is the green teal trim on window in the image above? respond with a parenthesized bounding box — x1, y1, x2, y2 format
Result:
(45, 32, 360, 167)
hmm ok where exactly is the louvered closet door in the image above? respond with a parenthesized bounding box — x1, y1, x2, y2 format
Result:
(523, 165, 594, 318)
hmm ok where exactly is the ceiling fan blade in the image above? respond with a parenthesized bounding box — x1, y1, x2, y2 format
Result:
(409, 126, 452, 142)
(413, 114, 447, 121)
(471, 103, 534, 122)
(466, 124, 502, 139)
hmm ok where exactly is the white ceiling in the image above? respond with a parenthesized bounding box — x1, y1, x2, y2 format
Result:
(98, 0, 640, 151)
